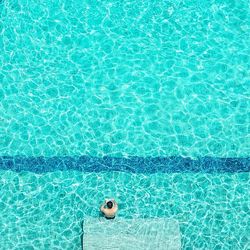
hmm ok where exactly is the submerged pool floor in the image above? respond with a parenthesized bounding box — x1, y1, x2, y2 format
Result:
(0, 170, 249, 250)
(1, 0, 249, 158)
(0, 0, 249, 249)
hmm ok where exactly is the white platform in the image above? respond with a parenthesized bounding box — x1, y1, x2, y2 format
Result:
(82, 218, 181, 250)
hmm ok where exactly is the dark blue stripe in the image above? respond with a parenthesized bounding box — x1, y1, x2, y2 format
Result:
(0, 156, 249, 173)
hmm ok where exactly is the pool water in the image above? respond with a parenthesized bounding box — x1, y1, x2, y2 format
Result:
(0, 0, 249, 157)
(0, 0, 249, 249)
(1, 170, 249, 249)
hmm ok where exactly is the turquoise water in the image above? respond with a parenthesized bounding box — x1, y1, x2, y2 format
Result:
(0, 0, 249, 157)
(1, 170, 249, 249)
(0, 0, 250, 249)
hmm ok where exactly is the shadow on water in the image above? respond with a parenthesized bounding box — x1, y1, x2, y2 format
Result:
(0, 156, 249, 173)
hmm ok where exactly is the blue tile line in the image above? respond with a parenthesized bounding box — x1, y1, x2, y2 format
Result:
(0, 156, 249, 173)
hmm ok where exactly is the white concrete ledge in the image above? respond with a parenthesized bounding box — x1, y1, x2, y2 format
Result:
(82, 217, 181, 250)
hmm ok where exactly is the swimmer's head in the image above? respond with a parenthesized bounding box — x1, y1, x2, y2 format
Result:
(107, 201, 113, 209)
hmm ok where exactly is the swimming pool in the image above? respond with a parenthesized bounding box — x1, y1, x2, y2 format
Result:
(0, 0, 249, 249)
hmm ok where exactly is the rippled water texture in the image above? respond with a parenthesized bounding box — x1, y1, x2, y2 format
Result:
(0, 0, 249, 249)
(0, 0, 249, 157)
(1, 170, 249, 250)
